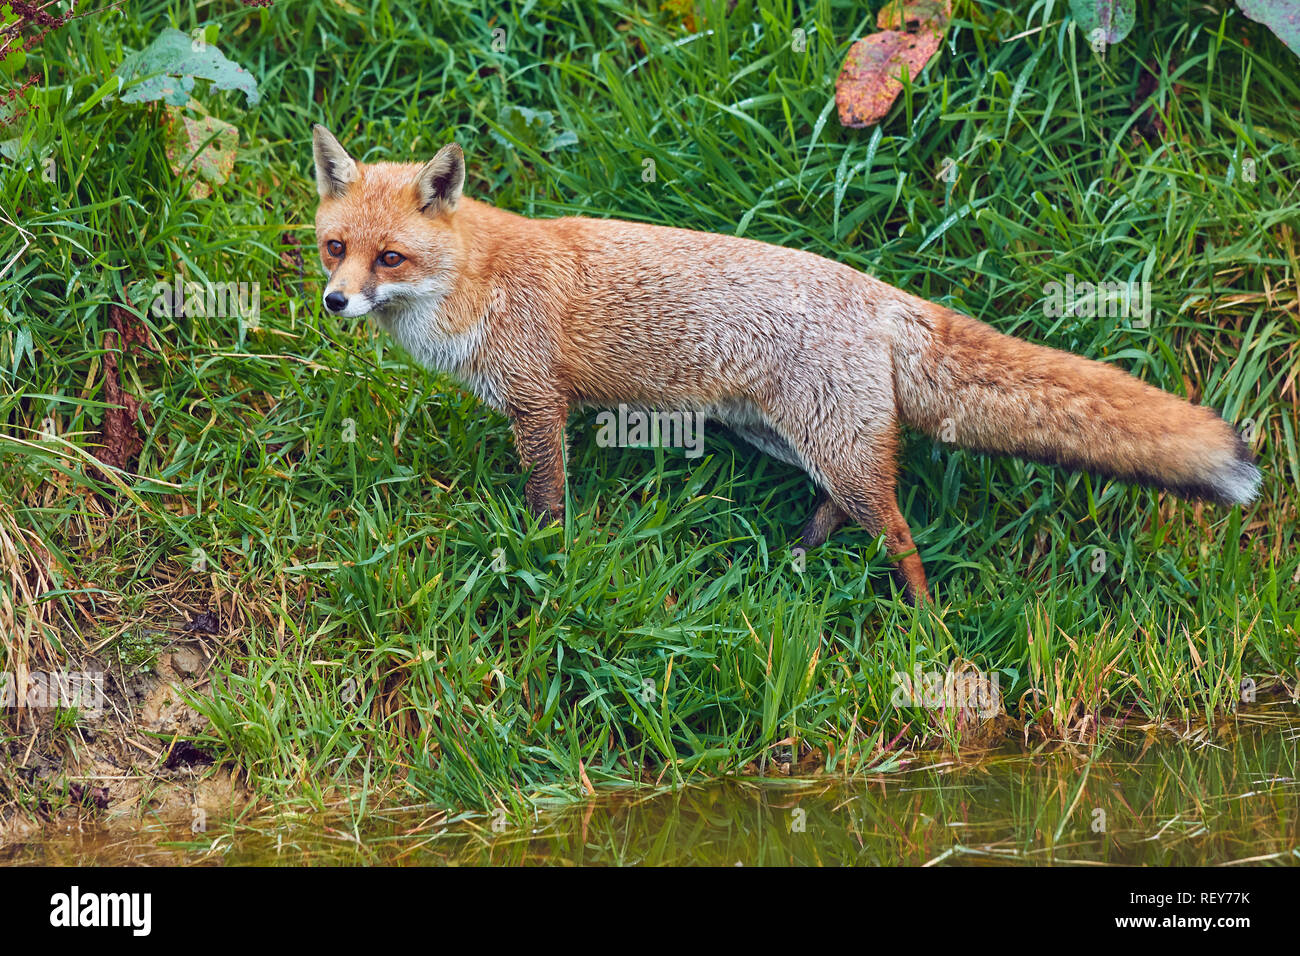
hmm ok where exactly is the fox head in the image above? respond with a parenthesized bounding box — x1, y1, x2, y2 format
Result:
(311, 125, 465, 319)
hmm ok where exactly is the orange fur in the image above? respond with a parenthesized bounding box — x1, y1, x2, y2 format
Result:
(310, 127, 1260, 603)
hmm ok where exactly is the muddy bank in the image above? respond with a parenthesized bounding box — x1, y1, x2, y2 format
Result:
(1, 632, 251, 845)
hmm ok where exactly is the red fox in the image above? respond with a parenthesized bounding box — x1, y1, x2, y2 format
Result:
(310, 126, 1260, 603)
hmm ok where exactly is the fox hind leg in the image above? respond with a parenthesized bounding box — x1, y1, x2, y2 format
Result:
(727, 423, 852, 551)
(731, 406, 929, 602)
(797, 489, 849, 549)
(836, 476, 929, 604)
(781, 417, 930, 604)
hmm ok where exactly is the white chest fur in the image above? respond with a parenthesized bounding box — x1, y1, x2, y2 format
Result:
(372, 283, 505, 411)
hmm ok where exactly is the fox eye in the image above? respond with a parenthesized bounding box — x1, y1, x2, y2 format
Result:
(378, 251, 405, 267)
(326, 240, 344, 257)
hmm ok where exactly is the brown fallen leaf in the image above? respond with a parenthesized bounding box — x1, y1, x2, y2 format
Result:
(836, 0, 950, 129)
(161, 103, 238, 200)
(95, 303, 152, 471)
(96, 340, 141, 471)
(108, 299, 155, 356)
(835, 31, 943, 128)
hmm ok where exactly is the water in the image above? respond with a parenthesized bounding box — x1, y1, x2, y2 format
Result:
(5, 707, 1297, 866)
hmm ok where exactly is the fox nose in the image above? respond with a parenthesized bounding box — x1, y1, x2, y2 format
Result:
(324, 291, 348, 313)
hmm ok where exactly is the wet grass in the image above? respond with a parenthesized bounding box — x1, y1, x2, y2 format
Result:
(1, 0, 1298, 824)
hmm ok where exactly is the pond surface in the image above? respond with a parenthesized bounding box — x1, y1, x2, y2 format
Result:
(5, 707, 1298, 866)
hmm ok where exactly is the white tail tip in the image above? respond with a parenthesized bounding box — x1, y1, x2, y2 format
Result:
(1213, 457, 1262, 505)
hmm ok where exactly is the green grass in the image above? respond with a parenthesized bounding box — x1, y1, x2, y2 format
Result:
(2, 0, 1298, 821)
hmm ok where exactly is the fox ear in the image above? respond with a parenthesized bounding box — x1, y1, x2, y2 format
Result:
(312, 124, 358, 199)
(415, 143, 465, 215)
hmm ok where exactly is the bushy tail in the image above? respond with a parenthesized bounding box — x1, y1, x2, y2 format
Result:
(891, 304, 1260, 505)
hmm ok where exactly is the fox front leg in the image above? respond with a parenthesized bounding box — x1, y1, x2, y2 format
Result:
(509, 399, 569, 522)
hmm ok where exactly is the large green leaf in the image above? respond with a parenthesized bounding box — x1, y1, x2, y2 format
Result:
(114, 28, 259, 106)
(1237, 0, 1300, 56)
(1069, 0, 1136, 46)
(490, 105, 578, 152)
